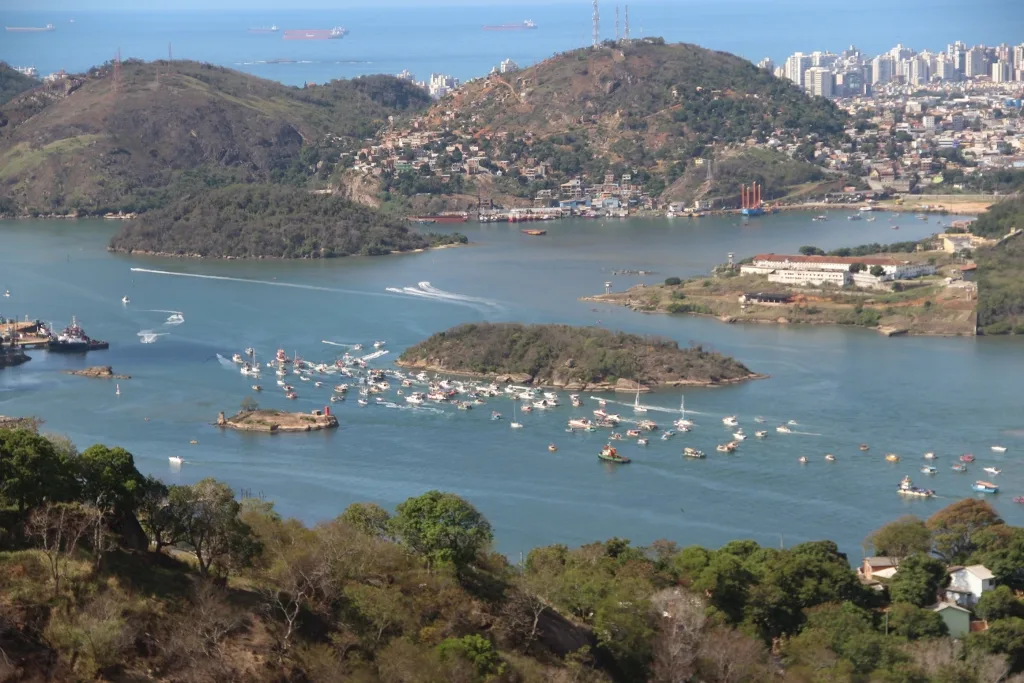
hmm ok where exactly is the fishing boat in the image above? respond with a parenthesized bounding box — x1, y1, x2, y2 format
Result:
(984, 467, 1002, 476)
(921, 465, 937, 474)
(598, 445, 630, 464)
(755, 430, 767, 438)
(859, 444, 870, 451)
(168, 456, 183, 465)
(776, 425, 792, 434)
(973, 481, 999, 494)
(960, 454, 975, 463)
(626, 429, 641, 438)
(683, 447, 705, 458)
(898, 476, 934, 497)
(798, 456, 808, 464)
(885, 454, 900, 462)
(722, 416, 738, 426)
(952, 464, 968, 472)
(991, 446, 1008, 453)
(825, 454, 836, 462)
(923, 452, 936, 460)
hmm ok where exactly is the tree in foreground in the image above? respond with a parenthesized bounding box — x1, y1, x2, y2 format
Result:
(889, 553, 949, 607)
(168, 478, 259, 576)
(0, 428, 78, 511)
(866, 515, 932, 564)
(926, 499, 1003, 564)
(390, 490, 493, 570)
(24, 502, 96, 595)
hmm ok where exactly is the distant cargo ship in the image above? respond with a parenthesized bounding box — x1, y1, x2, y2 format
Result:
(5, 24, 56, 32)
(248, 25, 279, 34)
(283, 27, 347, 40)
(482, 20, 537, 31)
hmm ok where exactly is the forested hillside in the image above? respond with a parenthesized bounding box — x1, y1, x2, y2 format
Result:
(0, 62, 38, 107)
(108, 184, 465, 259)
(1, 427, 1024, 681)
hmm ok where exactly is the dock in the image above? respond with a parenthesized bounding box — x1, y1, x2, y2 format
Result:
(0, 318, 50, 348)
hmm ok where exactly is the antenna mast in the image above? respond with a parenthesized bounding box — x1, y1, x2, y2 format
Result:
(592, 0, 600, 47)
(624, 5, 630, 41)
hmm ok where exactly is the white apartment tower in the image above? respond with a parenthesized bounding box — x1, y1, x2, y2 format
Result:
(805, 67, 834, 98)
(872, 55, 894, 86)
(784, 52, 812, 87)
(991, 61, 1012, 83)
(964, 47, 988, 78)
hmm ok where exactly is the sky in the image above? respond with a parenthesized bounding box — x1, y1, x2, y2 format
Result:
(5, 0, 600, 8)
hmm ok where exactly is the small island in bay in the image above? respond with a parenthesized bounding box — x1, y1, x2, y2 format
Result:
(216, 408, 339, 433)
(108, 185, 467, 259)
(64, 365, 130, 379)
(397, 323, 761, 390)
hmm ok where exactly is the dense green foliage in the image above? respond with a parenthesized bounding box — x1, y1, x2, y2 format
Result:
(0, 60, 431, 215)
(2, 428, 1024, 681)
(976, 235, 1024, 334)
(0, 62, 37, 107)
(398, 322, 756, 385)
(108, 184, 465, 258)
(972, 196, 1024, 238)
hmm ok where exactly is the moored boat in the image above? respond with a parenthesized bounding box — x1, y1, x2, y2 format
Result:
(885, 453, 900, 462)
(960, 454, 975, 463)
(952, 464, 968, 472)
(972, 480, 999, 494)
(683, 447, 705, 459)
(755, 430, 768, 438)
(991, 445, 1008, 453)
(798, 456, 808, 464)
(48, 317, 109, 353)
(825, 454, 836, 462)
(983, 467, 1002, 476)
(898, 475, 934, 497)
(923, 452, 936, 460)
(722, 416, 738, 426)
(776, 425, 792, 434)
(921, 465, 937, 474)
(859, 444, 870, 451)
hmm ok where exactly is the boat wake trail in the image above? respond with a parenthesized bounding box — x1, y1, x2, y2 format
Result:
(790, 430, 822, 437)
(322, 340, 355, 348)
(215, 353, 236, 369)
(137, 330, 167, 344)
(386, 281, 502, 310)
(164, 313, 184, 325)
(586, 396, 700, 415)
(131, 268, 396, 299)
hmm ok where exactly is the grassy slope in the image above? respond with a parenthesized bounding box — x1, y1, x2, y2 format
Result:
(976, 234, 1024, 334)
(0, 61, 430, 214)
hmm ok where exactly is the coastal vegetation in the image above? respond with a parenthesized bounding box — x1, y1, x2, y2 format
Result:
(397, 322, 757, 387)
(107, 184, 466, 259)
(970, 195, 1024, 239)
(2, 427, 1024, 681)
(0, 60, 431, 216)
(0, 62, 37, 107)
(975, 234, 1024, 334)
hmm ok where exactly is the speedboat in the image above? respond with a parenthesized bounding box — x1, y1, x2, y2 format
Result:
(825, 454, 836, 462)
(251, 385, 262, 392)
(510, 421, 523, 429)
(885, 454, 900, 462)
(921, 465, 937, 474)
(2, 290, 9, 297)
(637, 438, 648, 446)
(754, 416, 765, 424)
(722, 416, 738, 427)
(121, 296, 130, 304)
(984, 467, 1002, 476)
(923, 452, 936, 460)
(334, 384, 348, 393)
(373, 340, 386, 348)
(491, 411, 502, 420)
(548, 444, 558, 452)
(286, 392, 298, 400)
(277, 380, 286, 387)
(330, 395, 343, 403)
(570, 394, 582, 407)
(357, 398, 368, 406)
(716, 443, 736, 453)
(626, 429, 641, 438)
(232, 353, 244, 364)
(683, 447, 705, 458)
(660, 430, 675, 441)
(898, 476, 934, 497)
(733, 431, 746, 441)
(352, 344, 362, 351)
(755, 430, 767, 438)
(973, 481, 999, 494)
(610, 432, 623, 441)
(798, 456, 808, 464)
(638, 420, 658, 431)
(314, 381, 323, 388)
(168, 456, 183, 465)
(991, 446, 1008, 453)
(776, 425, 792, 434)
(787, 420, 798, 426)
(859, 444, 870, 451)
(405, 394, 424, 404)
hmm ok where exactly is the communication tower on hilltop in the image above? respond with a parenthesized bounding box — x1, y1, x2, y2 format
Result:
(615, 6, 619, 42)
(624, 5, 630, 41)
(592, 0, 600, 47)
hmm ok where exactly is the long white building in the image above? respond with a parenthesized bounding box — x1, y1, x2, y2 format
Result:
(740, 254, 935, 288)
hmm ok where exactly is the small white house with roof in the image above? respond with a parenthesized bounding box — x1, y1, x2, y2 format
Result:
(945, 565, 995, 608)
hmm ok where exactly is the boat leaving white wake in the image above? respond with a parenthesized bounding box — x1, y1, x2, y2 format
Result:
(385, 281, 501, 310)
(215, 353, 236, 369)
(131, 268, 396, 298)
(137, 330, 167, 344)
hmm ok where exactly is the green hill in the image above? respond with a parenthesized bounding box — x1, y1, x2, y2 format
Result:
(0, 62, 38, 107)
(0, 60, 431, 216)
(108, 184, 465, 259)
(971, 195, 1024, 238)
(397, 322, 758, 388)
(425, 40, 846, 196)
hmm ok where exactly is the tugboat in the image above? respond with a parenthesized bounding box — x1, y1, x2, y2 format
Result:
(598, 444, 630, 464)
(47, 317, 109, 353)
(898, 475, 935, 498)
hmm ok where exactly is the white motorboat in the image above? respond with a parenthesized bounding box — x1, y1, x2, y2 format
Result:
(637, 438, 648, 446)
(352, 344, 362, 351)
(245, 347, 255, 356)
(2, 290, 9, 297)
(168, 456, 183, 465)
(405, 394, 424, 405)
(232, 353, 244, 364)
(798, 456, 808, 464)
(776, 425, 792, 434)
(314, 381, 323, 388)
(722, 416, 738, 427)
(733, 432, 747, 441)
(568, 418, 593, 429)
(334, 384, 348, 393)
(532, 400, 554, 410)
(984, 467, 1002, 476)
(825, 454, 836, 462)
(277, 380, 286, 387)
(755, 430, 767, 438)
(373, 340, 386, 348)
(251, 385, 262, 392)
(923, 452, 936, 460)
(754, 416, 765, 424)
(330, 395, 342, 403)
(921, 466, 937, 474)
(788, 420, 799, 425)
(121, 296, 130, 304)
(544, 392, 558, 400)
(991, 446, 1008, 453)
(357, 398, 368, 406)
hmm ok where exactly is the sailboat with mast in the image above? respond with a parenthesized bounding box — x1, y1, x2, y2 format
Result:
(674, 395, 693, 430)
(510, 400, 523, 429)
(633, 382, 647, 413)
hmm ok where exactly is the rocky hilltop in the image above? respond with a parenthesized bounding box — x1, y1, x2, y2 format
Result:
(397, 323, 761, 390)
(0, 60, 430, 216)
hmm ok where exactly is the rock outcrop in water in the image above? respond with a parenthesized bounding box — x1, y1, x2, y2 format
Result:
(398, 322, 762, 389)
(217, 409, 338, 433)
(64, 366, 130, 379)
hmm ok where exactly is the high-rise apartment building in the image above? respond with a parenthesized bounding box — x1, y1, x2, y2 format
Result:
(805, 67, 834, 98)
(964, 47, 989, 78)
(757, 57, 775, 72)
(991, 61, 1012, 83)
(784, 52, 812, 88)
(872, 55, 894, 86)
(909, 57, 931, 85)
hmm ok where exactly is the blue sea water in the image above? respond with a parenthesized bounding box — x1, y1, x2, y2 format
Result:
(2, 0, 1022, 86)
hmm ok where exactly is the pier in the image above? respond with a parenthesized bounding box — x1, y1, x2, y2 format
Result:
(0, 318, 50, 348)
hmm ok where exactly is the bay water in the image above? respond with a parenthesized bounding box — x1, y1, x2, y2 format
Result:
(1, 211, 1020, 559)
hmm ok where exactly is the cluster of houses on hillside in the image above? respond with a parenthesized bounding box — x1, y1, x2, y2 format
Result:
(861, 558, 997, 638)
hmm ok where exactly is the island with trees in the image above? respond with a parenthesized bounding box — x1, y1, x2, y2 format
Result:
(397, 322, 761, 389)
(1, 425, 1024, 681)
(108, 184, 467, 259)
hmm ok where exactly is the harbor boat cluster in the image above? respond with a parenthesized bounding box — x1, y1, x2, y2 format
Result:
(0, 316, 108, 353)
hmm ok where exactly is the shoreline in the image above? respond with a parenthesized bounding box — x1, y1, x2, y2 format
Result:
(394, 358, 766, 390)
(106, 241, 468, 261)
